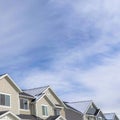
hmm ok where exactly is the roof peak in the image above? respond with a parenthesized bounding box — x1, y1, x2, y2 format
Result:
(67, 100, 93, 103)
(104, 113, 116, 115)
(23, 85, 50, 91)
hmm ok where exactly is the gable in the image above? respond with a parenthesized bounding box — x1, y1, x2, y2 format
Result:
(0, 74, 21, 93)
(97, 111, 105, 120)
(86, 103, 98, 115)
(0, 77, 19, 95)
(0, 111, 20, 120)
(45, 88, 64, 107)
(114, 115, 119, 120)
(0, 76, 20, 114)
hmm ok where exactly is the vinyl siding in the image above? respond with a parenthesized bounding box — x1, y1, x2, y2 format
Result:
(0, 77, 19, 114)
(45, 88, 66, 118)
(46, 89, 60, 105)
(36, 97, 54, 119)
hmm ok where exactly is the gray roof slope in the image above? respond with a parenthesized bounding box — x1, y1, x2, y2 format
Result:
(0, 111, 8, 115)
(104, 113, 116, 120)
(65, 100, 92, 114)
(64, 102, 83, 114)
(46, 115, 59, 120)
(18, 114, 42, 120)
(23, 86, 49, 100)
(19, 92, 34, 98)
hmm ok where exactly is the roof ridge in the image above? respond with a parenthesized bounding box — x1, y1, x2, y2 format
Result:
(23, 85, 50, 91)
(67, 100, 93, 103)
(104, 113, 115, 115)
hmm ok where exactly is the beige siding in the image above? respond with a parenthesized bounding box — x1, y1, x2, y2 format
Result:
(61, 108, 66, 118)
(46, 89, 60, 105)
(45, 89, 66, 118)
(19, 110, 31, 115)
(35, 89, 66, 119)
(0, 78, 19, 115)
(36, 97, 54, 119)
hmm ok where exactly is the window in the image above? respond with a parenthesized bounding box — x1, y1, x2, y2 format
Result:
(20, 99, 29, 110)
(54, 108, 61, 116)
(0, 93, 10, 106)
(98, 117, 102, 120)
(42, 105, 48, 116)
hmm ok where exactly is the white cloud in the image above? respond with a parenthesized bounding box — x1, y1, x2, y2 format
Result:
(0, 0, 120, 116)
(17, 0, 120, 116)
(20, 54, 120, 115)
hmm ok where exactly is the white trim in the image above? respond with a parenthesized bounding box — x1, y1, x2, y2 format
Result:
(48, 88, 67, 108)
(0, 92, 11, 108)
(0, 92, 11, 96)
(19, 94, 34, 99)
(0, 111, 20, 120)
(84, 101, 92, 114)
(35, 102, 38, 116)
(0, 74, 22, 92)
(86, 114, 96, 117)
(20, 109, 30, 111)
(18, 95, 20, 115)
(55, 105, 63, 109)
(36, 93, 46, 103)
(55, 115, 67, 120)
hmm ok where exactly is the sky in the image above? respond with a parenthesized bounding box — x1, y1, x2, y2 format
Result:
(0, 0, 120, 116)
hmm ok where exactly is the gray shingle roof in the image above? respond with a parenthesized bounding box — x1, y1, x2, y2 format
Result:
(46, 115, 59, 120)
(18, 114, 42, 120)
(23, 86, 49, 100)
(19, 92, 34, 98)
(65, 100, 92, 114)
(0, 111, 8, 115)
(104, 113, 116, 120)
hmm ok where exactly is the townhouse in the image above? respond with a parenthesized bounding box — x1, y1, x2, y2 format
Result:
(0, 73, 119, 120)
(104, 113, 119, 120)
(0, 74, 66, 120)
(65, 100, 106, 120)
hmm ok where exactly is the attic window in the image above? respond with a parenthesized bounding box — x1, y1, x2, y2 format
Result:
(0, 93, 10, 107)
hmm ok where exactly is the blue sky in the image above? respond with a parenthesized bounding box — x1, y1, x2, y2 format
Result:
(0, 0, 120, 116)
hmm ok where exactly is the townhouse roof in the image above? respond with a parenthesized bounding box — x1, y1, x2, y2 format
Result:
(18, 114, 42, 120)
(64, 102, 83, 114)
(23, 85, 49, 101)
(65, 100, 92, 114)
(19, 92, 34, 99)
(0, 111, 8, 115)
(104, 113, 116, 120)
(46, 115, 59, 120)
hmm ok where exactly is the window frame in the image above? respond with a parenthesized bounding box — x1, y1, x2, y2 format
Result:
(0, 92, 11, 108)
(54, 108, 61, 116)
(98, 117, 103, 120)
(20, 98, 29, 110)
(41, 104, 48, 117)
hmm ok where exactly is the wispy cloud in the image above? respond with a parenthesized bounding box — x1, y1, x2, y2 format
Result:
(0, 0, 120, 116)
